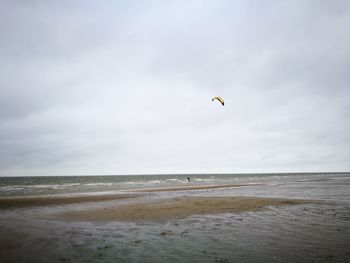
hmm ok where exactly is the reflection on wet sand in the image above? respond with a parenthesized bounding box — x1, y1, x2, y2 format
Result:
(60, 196, 311, 222)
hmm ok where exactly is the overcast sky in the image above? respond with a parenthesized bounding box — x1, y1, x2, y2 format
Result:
(0, 0, 349, 176)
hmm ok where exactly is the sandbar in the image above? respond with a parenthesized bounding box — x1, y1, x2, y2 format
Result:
(0, 193, 141, 208)
(60, 196, 310, 222)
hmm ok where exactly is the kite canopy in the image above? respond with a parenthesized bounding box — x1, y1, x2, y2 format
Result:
(212, 96, 224, 106)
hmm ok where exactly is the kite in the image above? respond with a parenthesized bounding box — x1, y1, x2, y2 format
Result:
(212, 96, 224, 106)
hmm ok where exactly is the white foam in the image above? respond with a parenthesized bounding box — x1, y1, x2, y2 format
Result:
(84, 183, 114, 187)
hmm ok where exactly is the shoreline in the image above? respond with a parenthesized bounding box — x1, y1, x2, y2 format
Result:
(127, 183, 256, 192)
(0, 184, 256, 208)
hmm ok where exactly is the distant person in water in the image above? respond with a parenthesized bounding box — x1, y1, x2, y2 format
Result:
(187, 176, 190, 182)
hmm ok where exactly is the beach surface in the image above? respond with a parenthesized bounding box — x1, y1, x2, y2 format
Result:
(60, 196, 308, 222)
(1, 173, 349, 263)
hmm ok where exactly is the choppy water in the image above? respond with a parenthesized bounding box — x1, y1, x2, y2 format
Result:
(0, 173, 349, 263)
(0, 173, 347, 197)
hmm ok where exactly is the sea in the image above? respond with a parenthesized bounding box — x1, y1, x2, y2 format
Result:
(0, 173, 349, 263)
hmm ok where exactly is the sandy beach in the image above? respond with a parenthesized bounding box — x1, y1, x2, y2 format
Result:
(60, 196, 309, 222)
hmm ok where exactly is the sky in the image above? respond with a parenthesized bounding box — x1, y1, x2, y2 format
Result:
(0, 0, 350, 176)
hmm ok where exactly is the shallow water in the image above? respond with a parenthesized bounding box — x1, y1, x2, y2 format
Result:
(0, 173, 349, 262)
(0, 173, 345, 197)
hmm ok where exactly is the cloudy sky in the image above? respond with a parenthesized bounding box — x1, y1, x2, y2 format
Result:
(1, 0, 349, 176)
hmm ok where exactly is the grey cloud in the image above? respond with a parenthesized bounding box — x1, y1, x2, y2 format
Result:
(0, 0, 349, 175)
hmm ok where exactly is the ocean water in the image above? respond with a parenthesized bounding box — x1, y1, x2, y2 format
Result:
(0, 173, 345, 197)
(0, 173, 349, 263)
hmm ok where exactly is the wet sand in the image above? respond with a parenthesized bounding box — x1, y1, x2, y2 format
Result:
(60, 196, 310, 222)
(0, 193, 141, 208)
(0, 184, 253, 208)
(1, 174, 349, 263)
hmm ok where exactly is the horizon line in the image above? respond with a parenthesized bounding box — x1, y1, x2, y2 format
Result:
(0, 171, 349, 178)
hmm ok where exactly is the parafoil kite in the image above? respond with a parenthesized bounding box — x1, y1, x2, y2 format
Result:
(212, 96, 224, 106)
